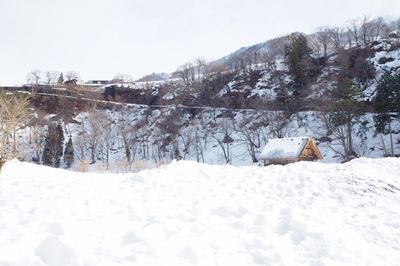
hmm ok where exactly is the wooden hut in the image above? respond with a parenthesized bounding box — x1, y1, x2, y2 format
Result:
(259, 137, 323, 166)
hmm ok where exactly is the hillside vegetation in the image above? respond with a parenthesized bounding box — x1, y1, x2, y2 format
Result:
(1, 16, 400, 170)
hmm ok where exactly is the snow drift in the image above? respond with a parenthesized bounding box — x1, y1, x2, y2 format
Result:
(0, 158, 400, 265)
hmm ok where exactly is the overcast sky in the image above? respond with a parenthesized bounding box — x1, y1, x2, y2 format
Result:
(0, 0, 399, 85)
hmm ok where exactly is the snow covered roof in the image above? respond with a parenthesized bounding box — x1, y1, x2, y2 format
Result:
(259, 137, 310, 160)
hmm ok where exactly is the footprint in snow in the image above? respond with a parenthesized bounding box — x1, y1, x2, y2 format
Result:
(41, 222, 64, 235)
(178, 246, 198, 264)
(35, 236, 76, 266)
(123, 231, 142, 244)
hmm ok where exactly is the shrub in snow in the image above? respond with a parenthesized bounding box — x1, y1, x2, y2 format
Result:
(73, 159, 89, 172)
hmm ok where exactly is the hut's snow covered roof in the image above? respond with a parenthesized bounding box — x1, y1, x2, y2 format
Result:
(259, 137, 310, 160)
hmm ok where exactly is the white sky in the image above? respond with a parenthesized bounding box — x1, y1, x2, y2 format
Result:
(0, 0, 399, 85)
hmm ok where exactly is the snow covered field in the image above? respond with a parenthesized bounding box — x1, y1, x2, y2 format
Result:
(1, 158, 400, 265)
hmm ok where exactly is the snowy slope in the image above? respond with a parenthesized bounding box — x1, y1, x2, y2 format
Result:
(1, 158, 400, 265)
(14, 106, 400, 170)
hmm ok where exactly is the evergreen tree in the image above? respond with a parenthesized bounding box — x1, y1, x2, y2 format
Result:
(276, 83, 294, 113)
(395, 72, 400, 116)
(285, 34, 316, 93)
(330, 76, 364, 160)
(64, 137, 74, 168)
(58, 73, 64, 84)
(42, 124, 64, 167)
(374, 73, 396, 129)
(373, 72, 398, 156)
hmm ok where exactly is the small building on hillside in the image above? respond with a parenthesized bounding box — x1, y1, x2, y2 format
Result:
(64, 79, 78, 86)
(259, 137, 323, 166)
(85, 80, 112, 86)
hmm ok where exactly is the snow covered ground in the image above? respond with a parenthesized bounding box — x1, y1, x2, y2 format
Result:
(1, 158, 400, 265)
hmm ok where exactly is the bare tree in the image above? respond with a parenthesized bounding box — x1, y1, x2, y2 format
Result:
(116, 107, 138, 169)
(82, 109, 106, 164)
(308, 34, 324, 58)
(178, 124, 195, 160)
(97, 113, 114, 170)
(370, 17, 388, 40)
(347, 16, 382, 47)
(348, 18, 361, 47)
(65, 71, 81, 82)
(29, 111, 47, 163)
(210, 117, 234, 164)
(45, 71, 60, 85)
(194, 58, 207, 82)
(318, 79, 363, 162)
(267, 36, 289, 59)
(265, 111, 291, 138)
(260, 50, 278, 72)
(318, 111, 355, 161)
(113, 73, 134, 85)
(315, 27, 331, 57)
(27, 70, 42, 85)
(327, 26, 347, 50)
(0, 91, 31, 169)
(176, 63, 195, 88)
(392, 18, 400, 31)
(193, 127, 205, 163)
(74, 133, 87, 161)
(153, 108, 183, 162)
(359, 16, 375, 46)
(234, 115, 266, 162)
(135, 111, 152, 160)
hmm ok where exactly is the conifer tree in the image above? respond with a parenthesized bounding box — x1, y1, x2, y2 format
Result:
(42, 124, 64, 167)
(285, 34, 314, 93)
(64, 136, 74, 168)
(58, 73, 64, 84)
(373, 72, 398, 156)
(395, 73, 400, 116)
(328, 76, 363, 160)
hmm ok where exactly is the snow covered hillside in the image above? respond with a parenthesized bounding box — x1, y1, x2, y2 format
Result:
(17, 108, 399, 170)
(1, 158, 400, 265)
